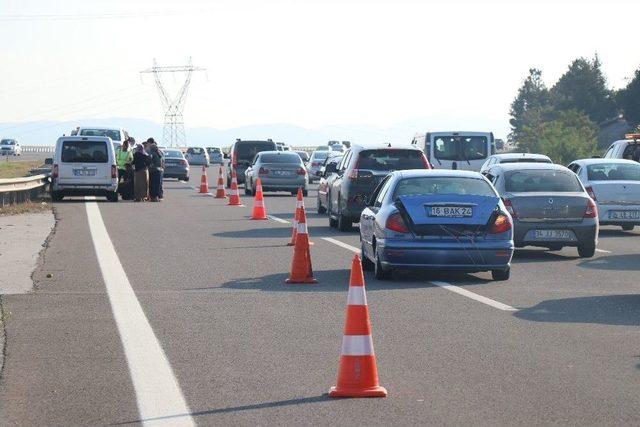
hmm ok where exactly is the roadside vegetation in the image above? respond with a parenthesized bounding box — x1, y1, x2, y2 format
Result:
(0, 201, 51, 216)
(0, 159, 42, 179)
(509, 56, 640, 163)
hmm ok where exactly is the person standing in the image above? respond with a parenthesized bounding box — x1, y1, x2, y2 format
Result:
(148, 138, 165, 202)
(133, 145, 151, 202)
(116, 138, 134, 200)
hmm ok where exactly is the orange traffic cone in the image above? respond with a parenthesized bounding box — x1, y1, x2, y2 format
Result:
(198, 166, 209, 193)
(329, 254, 387, 398)
(285, 205, 317, 284)
(227, 169, 243, 206)
(215, 166, 227, 199)
(251, 178, 268, 220)
(286, 188, 304, 246)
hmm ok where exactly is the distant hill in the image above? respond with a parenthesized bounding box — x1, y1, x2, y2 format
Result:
(0, 116, 509, 147)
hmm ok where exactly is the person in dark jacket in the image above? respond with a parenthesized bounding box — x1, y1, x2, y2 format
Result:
(133, 145, 152, 202)
(147, 138, 165, 202)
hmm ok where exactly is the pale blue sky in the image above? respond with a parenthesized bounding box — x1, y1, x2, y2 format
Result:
(1, 0, 639, 140)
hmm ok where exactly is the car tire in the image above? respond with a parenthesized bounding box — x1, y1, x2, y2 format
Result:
(361, 242, 374, 271)
(328, 202, 337, 228)
(51, 191, 63, 202)
(317, 198, 326, 214)
(245, 182, 252, 195)
(338, 213, 352, 232)
(374, 246, 390, 280)
(302, 189, 308, 197)
(106, 191, 119, 202)
(491, 267, 510, 281)
(578, 244, 596, 258)
(622, 224, 635, 231)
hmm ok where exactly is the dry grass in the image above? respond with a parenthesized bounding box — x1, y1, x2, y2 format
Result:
(0, 160, 42, 179)
(0, 201, 52, 216)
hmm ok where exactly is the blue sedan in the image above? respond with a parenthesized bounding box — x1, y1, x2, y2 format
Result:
(359, 170, 514, 281)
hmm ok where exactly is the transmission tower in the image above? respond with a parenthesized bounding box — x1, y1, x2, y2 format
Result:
(140, 58, 206, 147)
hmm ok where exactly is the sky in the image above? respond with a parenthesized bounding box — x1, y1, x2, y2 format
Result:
(1, 0, 639, 142)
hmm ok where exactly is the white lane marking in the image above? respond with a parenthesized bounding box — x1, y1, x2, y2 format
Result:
(430, 281, 518, 312)
(85, 201, 195, 427)
(595, 248, 611, 254)
(267, 215, 290, 224)
(321, 237, 360, 253)
(322, 236, 517, 312)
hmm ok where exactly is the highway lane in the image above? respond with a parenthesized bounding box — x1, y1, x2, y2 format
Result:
(1, 181, 639, 425)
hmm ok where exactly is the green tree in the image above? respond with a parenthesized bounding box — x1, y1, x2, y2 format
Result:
(617, 67, 640, 127)
(522, 110, 598, 165)
(551, 55, 618, 124)
(509, 68, 550, 143)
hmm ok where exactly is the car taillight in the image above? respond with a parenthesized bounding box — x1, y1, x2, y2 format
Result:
(584, 198, 598, 218)
(386, 212, 409, 233)
(296, 167, 306, 175)
(52, 164, 58, 178)
(585, 186, 597, 201)
(111, 164, 117, 179)
(232, 152, 238, 167)
(259, 167, 269, 175)
(502, 198, 517, 218)
(489, 213, 512, 234)
(420, 153, 431, 169)
(180, 159, 187, 166)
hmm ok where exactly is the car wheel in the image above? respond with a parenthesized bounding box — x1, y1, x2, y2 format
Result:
(361, 241, 374, 271)
(51, 192, 63, 202)
(578, 244, 596, 258)
(328, 201, 337, 228)
(106, 191, 119, 202)
(622, 224, 635, 231)
(317, 197, 326, 214)
(491, 267, 510, 281)
(338, 213, 352, 232)
(245, 181, 252, 195)
(302, 189, 308, 197)
(374, 246, 390, 280)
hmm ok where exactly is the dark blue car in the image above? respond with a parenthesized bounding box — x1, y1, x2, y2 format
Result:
(359, 170, 514, 280)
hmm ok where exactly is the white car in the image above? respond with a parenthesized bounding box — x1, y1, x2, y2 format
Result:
(72, 127, 132, 150)
(185, 147, 210, 166)
(602, 133, 640, 160)
(0, 139, 22, 156)
(52, 136, 119, 202)
(568, 158, 640, 230)
(480, 153, 552, 173)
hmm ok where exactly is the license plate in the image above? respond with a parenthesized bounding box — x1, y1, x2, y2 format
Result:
(533, 229, 571, 239)
(273, 170, 293, 176)
(73, 169, 97, 176)
(608, 210, 640, 220)
(428, 206, 473, 217)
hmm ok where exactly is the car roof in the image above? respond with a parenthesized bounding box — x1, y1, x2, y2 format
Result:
(350, 143, 422, 152)
(571, 158, 640, 166)
(258, 150, 298, 156)
(492, 153, 550, 160)
(57, 136, 112, 143)
(78, 126, 121, 131)
(490, 162, 571, 172)
(392, 169, 485, 180)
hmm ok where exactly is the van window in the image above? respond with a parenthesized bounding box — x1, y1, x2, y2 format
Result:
(622, 144, 638, 160)
(79, 129, 121, 141)
(235, 141, 277, 161)
(433, 136, 488, 161)
(587, 163, 640, 181)
(357, 149, 426, 171)
(61, 140, 109, 163)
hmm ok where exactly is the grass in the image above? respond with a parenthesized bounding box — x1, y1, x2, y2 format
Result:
(0, 201, 52, 216)
(0, 159, 43, 179)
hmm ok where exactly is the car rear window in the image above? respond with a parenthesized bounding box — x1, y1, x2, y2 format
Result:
(1, 139, 16, 145)
(394, 177, 496, 198)
(587, 163, 640, 181)
(501, 158, 551, 164)
(505, 170, 582, 192)
(236, 142, 277, 161)
(187, 147, 204, 155)
(207, 148, 221, 153)
(164, 150, 183, 158)
(79, 129, 121, 141)
(357, 149, 426, 171)
(61, 140, 109, 163)
(296, 151, 310, 162)
(311, 151, 329, 160)
(260, 153, 302, 164)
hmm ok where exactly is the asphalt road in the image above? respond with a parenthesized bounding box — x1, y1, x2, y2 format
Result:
(1, 180, 639, 425)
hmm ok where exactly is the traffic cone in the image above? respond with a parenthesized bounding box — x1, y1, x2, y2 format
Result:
(215, 166, 227, 199)
(286, 188, 304, 246)
(227, 169, 243, 206)
(329, 254, 387, 398)
(198, 166, 209, 193)
(250, 178, 268, 220)
(285, 205, 317, 284)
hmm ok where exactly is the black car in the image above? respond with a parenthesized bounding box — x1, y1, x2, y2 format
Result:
(327, 144, 430, 231)
(226, 139, 278, 186)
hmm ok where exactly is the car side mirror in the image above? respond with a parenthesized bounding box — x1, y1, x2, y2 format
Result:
(44, 157, 53, 165)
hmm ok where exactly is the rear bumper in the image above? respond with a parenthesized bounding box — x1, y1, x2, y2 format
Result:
(377, 238, 514, 271)
(164, 167, 189, 179)
(597, 204, 640, 225)
(260, 177, 307, 191)
(513, 221, 598, 247)
(53, 181, 117, 193)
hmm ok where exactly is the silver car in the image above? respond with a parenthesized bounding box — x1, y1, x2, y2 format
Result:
(206, 147, 224, 164)
(484, 163, 598, 257)
(244, 151, 308, 196)
(307, 150, 330, 182)
(185, 147, 210, 166)
(163, 148, 190, 181)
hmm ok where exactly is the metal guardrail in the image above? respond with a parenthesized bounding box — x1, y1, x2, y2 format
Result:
(0, 174, 50, 207)
(22, 145, 55, 153)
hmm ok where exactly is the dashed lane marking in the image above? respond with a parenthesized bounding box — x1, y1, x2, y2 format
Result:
(321, 236, 518, 312)
(267, 215, 290, 224)
(85, 199, 195, 426)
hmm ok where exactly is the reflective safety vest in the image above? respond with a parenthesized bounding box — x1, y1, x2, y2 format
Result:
(116, 149, 133, 169)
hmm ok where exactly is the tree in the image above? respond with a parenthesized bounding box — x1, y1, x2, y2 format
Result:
(550, 55, 618, 124)
(522, 110, 598, 165)
(617, 67, 640, 127)
(509, 68, 550, 143)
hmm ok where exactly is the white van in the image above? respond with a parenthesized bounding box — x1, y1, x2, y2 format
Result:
(603, 133, 640, 161)
(71, 127, 131, 150)
(51, 136, 119, 202)
(411, 131, 495, 171)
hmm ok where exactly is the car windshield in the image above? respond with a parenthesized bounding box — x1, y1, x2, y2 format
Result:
(61, 140, 108, 163)
(259, 153, 302, 164)
(236, 142, 276, 161)
(207, 148, 221, 153)
(505, 169, 582, 192)
(188, 147, 204, 155)
(587, 163, 640, 181)
(1, 139, 15, 145)
(394, 177, 496, 198)
(433, 136, 488, 161)
(358, 149, 426, 171)
(79, 129, 121, 141)
(164, 150, 183, 158)
(296, 151, 310, 162)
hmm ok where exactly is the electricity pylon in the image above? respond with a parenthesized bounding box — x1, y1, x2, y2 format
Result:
(141, 58, 206, 147)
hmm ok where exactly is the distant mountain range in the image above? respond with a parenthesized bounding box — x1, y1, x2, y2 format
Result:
(0, 116, 509, 147)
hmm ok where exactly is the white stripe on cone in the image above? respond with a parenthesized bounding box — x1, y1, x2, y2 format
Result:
(347, 286, 367, 306)
(340, 335, 374, 356)
(255, 200, 264, 207)
(297, 222, 308, 234)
